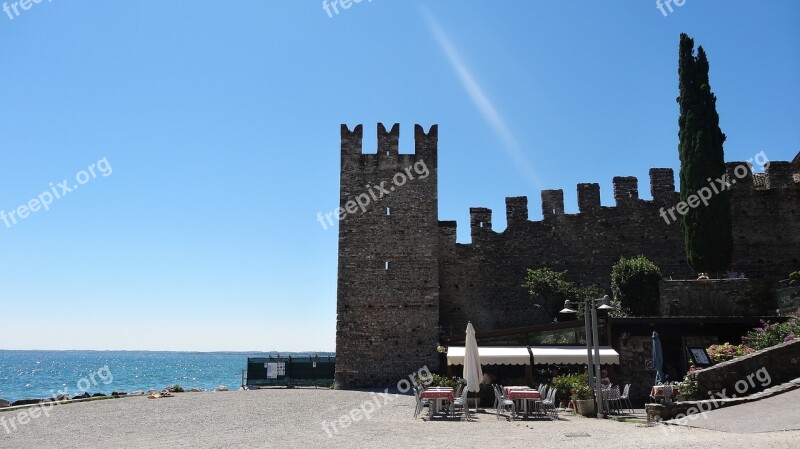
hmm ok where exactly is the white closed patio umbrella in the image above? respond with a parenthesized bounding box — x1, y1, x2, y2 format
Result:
(463, 322, 483, 418)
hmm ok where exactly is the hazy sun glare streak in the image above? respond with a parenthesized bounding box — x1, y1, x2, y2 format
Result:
(421, 8, 541, 188)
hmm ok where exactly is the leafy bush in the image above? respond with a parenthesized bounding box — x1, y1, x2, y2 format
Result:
(678, 373, 698, 400)
(706, 343, 755, 363)
(742, 318, 799, 350)
(572, 383, 594, 400)
(789, 271, 800, 286)
(552, 375, 574, 402)
(523, 268, 604, 319)
(426, 374, 462, 389)
(553, 373, 591, 402)
(611, 255, 662, 317)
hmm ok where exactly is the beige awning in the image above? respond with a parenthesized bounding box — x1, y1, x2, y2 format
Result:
(530, 346, 619, 365)
(447, 346, 531, 366)
(446, 346, 619, 366)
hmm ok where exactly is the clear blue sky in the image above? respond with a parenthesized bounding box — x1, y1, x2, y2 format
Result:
(1, 1, 798, 351)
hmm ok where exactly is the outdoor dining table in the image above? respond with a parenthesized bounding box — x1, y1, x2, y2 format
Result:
(503, 386, 531, 396)
(507, 389, 542, 416)
(419, 387, 455, 417)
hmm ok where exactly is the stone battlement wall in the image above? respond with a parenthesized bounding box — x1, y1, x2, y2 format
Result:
(438, 162, 799, 334)
(437, 171, 690, 334)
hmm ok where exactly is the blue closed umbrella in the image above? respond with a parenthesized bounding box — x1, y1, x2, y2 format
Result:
(652, 331, 664, 385)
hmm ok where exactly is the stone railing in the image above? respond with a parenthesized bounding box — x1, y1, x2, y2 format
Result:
(694, 338, 800, 396)
(646, 339, 800, 422)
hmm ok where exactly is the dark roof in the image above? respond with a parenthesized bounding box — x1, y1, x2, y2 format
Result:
(440, 320, 585, 343)
(609, 316, 782, 325)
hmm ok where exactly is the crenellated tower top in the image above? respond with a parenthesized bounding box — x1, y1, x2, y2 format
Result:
(341, 123, 438, 170)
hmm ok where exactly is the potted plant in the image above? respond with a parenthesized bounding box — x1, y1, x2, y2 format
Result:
(552, 375, 574, 408)
(572, 384, 595, 416)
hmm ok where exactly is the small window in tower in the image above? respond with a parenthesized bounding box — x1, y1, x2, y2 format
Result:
(479, 222, 484, 228)
(386, 207, 391, 216)
(385, 261, 390, 270)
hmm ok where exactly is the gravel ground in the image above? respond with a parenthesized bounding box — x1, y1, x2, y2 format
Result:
(1, 389, 799, 448)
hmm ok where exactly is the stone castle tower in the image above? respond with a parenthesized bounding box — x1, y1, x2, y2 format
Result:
(334, 123, 441, 388)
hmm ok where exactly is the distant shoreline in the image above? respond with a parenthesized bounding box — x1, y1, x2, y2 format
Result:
(0, 351, 334, 403)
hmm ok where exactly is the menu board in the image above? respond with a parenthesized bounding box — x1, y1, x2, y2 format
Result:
(264, 362, 286, 378)
(687, 347, 713, 367)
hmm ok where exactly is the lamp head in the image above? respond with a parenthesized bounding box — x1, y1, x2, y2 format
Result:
(597, 295, 614, 310)
(559, 299, 578, 314)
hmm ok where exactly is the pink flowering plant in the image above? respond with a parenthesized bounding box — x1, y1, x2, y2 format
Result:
(741, 318, 799, 350)
(706, 342, 755, 363)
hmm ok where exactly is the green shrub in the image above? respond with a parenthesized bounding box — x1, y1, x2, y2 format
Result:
(553, 373, 591, 402)
(572, 383, 594, 400)
(427, 374, 461, 389)
(611, 255, 662, 317)
(166, 384, 184, 393)
(678, 373, 698, 400)
(523, 268, 603, 319)
(789, 271, 800, 286)
(552, 375, 573, 402)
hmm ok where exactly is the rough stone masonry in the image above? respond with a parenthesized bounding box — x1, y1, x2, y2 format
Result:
(335, 123, 800, 388)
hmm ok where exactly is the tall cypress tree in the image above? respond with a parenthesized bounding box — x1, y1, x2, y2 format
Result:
(677, 33, 732, 273)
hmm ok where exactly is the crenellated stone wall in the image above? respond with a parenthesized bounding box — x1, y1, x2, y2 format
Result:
(438, 160, 799, 334)
(335, 124, 800, 387)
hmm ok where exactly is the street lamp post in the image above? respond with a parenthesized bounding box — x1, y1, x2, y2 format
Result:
(560, 295, 613, 418)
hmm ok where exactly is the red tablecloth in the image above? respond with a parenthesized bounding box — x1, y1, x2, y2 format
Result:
(507, 389, 541, 400)
(503, 386, 531, 396)
(420, 389, 454, 402)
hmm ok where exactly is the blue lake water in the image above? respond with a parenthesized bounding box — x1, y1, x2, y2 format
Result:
(0, 350, 331, 402)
